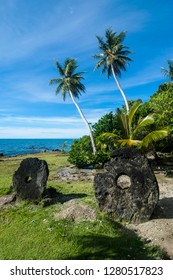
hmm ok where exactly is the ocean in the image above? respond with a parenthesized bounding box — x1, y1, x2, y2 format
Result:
(0, 139, 74, 157)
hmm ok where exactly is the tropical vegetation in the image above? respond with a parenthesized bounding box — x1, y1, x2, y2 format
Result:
(142, 82, 173, 152)
(98, 99, 168, 151)
(69, 83, 171, 167)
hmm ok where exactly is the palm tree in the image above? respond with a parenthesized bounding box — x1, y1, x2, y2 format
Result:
(161, 60, 173, 81)
(49, 58, 96, 155)
(93, 28, 133, 113)
(98, 100, 168, 150)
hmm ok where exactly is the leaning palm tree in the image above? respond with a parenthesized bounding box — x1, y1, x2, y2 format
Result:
(49, 58, 96, 155)
(161, 59, 173, 81)
(98, 100, 168, 150)
(93, 28, 133, 113)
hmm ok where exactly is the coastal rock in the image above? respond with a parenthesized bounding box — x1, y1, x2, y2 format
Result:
(94, 147, 159, 224)
(55, 165, 98, 182)
(13, 158, 49, 201)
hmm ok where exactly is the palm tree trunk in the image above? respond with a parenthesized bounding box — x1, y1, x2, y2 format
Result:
(111, 65, 129, 113)
(69, 90, 96, 155)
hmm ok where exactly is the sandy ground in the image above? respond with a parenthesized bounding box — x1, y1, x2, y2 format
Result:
(126, 171, 173, 259)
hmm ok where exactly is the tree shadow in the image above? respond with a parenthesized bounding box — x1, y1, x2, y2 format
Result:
(67, 219, 170, 260)
(149, 157, 173, 177)
(57, 192, 87, 204)
(152, 197, 173, 219)
(42, 186, 87, 207)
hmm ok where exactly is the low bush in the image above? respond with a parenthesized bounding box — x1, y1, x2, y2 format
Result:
(68, 136, 110, 168)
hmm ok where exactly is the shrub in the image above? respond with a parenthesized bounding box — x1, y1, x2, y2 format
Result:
(68, 136, 94, 168)
(68, 136, 110, 168)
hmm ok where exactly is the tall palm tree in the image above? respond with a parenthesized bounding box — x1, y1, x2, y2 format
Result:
(93, 28, 133, 113)
(98, 100, 168, 150)
(49, 58, 96, 155)
(161, 60, 173, 81)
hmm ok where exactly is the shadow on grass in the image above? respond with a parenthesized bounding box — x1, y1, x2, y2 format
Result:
(42, 186, 87, 206)
(68, 219, 170, 260)
(57, 192, 87, 203)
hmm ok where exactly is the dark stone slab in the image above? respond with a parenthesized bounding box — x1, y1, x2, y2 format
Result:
(94, 147, 159, 224)
(13, 158, 49, 201)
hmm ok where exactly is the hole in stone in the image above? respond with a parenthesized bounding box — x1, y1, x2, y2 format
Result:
(117, 174, 131, 189)
(25, 176, 32, 183)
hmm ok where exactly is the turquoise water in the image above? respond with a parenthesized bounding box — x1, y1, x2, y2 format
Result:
(0, 139, 74, 156)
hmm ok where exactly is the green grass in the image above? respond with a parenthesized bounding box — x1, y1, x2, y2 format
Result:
(0, 152, 168, 260)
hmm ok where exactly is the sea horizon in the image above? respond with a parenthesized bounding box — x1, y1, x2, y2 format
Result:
(0, 138, 75, 157)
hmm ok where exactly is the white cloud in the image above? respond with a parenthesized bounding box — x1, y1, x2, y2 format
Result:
(0, 115, 82, 125)
(0, 126, 87, 139)
(0, 108, 114, 138)
(0, 114, 89, 138)
(0, 0, 150, 65)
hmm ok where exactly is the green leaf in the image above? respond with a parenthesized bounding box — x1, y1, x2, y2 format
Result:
(132, 114, 155, 139)
(128, 99, 142, 127)
(140, 130, 169, 148)
(118, 139, 141, 147)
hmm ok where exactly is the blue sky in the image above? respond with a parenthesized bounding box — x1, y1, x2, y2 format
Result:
(0, 0, 172, 139)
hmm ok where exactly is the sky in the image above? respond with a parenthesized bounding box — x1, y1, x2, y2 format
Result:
(0, 0, 172, 139)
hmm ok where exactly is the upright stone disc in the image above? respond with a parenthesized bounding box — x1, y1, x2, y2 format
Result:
(13, 158, 49, 201)
(94, 147, 159, 224)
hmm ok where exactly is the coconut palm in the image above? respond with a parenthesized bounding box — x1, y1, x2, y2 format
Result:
(98, 100, 168, 150)
(49, 58, 96, 155)
(93, 28, 133, 113)
(161, 60, 173, 81)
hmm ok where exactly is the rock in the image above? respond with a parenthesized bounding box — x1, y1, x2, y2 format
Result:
(94, 147, 159, 224)
(0, 194, 16, 207)
(55, 166, 98, 182)
(52, 149, 61, 153)
(0, 153, 4, 157)
(13, 158, 49, 201)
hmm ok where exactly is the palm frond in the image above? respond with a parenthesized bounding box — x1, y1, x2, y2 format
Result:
(117, 112, 129, 138)
(50, 58, 86, 99)
(72, 72, 86, 78)
(93, 53, 104, 59)
(161, 59, 173, 81)
(64, 58, 77, 76)
(132, 114, 155, 139)
(94, 28, 132, 79)
(61, 83, 68, 100)
(140, 129, 169, 148)
(54, 61, 64, 76)
(128, 99, 142, 127)
(118, 139, 141, 147)
(55, 82, 64, 96)
(96, 35, 108, 52)
(100, 132, 120, 140)
(94, 57, 106, 71)
(49, 78, 62, 85)
(161, 67, 170, 78)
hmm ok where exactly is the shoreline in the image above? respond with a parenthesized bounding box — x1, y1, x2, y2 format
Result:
(0, 150, 68, 159)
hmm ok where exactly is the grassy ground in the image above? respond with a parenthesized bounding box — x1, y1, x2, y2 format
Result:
(0, 152, 168, 260)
